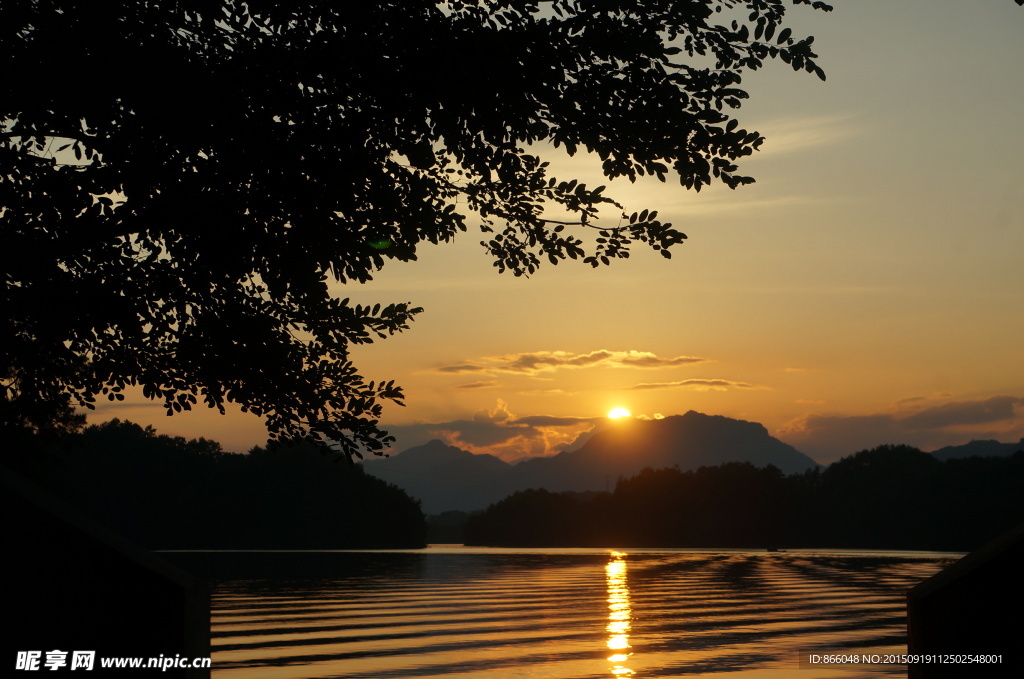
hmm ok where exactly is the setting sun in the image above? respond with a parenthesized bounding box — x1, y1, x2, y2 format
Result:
(607, 408, 632, 419)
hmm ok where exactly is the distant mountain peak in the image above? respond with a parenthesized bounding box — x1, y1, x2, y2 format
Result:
(399, 439, 463, 456)
(363, 413, 819, 513)
(360, 439, 512, 513)
(930, 438, 1024, 461)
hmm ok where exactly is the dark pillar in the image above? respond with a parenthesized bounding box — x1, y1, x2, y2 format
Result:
(907, 522, 1024, 678)
(2, 465, 210, 678)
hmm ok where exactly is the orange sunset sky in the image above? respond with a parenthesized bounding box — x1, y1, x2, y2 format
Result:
(87, 1, 1024, 464)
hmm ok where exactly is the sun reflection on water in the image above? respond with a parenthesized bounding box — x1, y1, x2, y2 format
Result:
(606, 551, 635, 676)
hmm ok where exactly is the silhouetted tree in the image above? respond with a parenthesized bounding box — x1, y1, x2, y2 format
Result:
(926, 451, 1024, 550)
(0, 396, 87, 482)
(465, 446, 1024, 550)
(465, 488, 581, 546)
(2, 0, 836, 456)
(48, 420, 427, 548)
(612, 466, 692, 546)
(816, 444, 941, 549)
(612, 463, 796, 547)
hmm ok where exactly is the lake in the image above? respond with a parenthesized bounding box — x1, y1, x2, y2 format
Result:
(191, 547, 958, 679)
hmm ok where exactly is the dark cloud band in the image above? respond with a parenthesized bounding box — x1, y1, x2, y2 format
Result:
(435, 349, 709, 376)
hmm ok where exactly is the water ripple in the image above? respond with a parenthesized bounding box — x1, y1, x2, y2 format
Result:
(206, 550, 952, 679)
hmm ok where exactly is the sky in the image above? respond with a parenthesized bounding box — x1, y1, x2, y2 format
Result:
(90, 0, 1024, 464)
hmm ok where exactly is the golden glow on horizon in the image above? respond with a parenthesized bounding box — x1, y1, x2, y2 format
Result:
(607, 408, 632, 419)
(606, 552, 635, 676)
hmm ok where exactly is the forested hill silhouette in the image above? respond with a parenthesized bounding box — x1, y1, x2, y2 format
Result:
(18, 419, 426, 549)
(465, 445, 1024, 551)
(363, 411, 819, 513)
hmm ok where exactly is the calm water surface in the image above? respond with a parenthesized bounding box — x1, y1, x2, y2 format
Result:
(200, 547, 957, 679)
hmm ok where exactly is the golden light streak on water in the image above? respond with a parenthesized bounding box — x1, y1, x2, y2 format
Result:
(605, 551, 635, 677)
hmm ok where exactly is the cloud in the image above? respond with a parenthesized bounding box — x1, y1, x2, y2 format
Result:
(778, 395, 1024, 463)
(899, 397, 1022, 429)
(453, 380, 498, 390)
(498, 350, 614, 373)
(614, 352, 708, 368)
(668, 194, 830, 217)
(436, 363, 488, 374)
(380, 400, 602, 461)
(88, 401, 165, 412)
(473, 399, 513, 424)
(754, 114, 859, 156)
(626, 378, 761, 391)
(778, 413, 905, 463)
(434, 350, 708, 376)
(515, 388, 581, 396)
(509, 415, 603, 427)
(895, 392, 953, 408)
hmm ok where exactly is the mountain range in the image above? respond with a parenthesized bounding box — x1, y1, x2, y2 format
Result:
(929, 438, 1024, 461)
(361, 411, 820, 514)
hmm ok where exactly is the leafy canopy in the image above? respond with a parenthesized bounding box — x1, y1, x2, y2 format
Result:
(2, 0, 834, 457)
